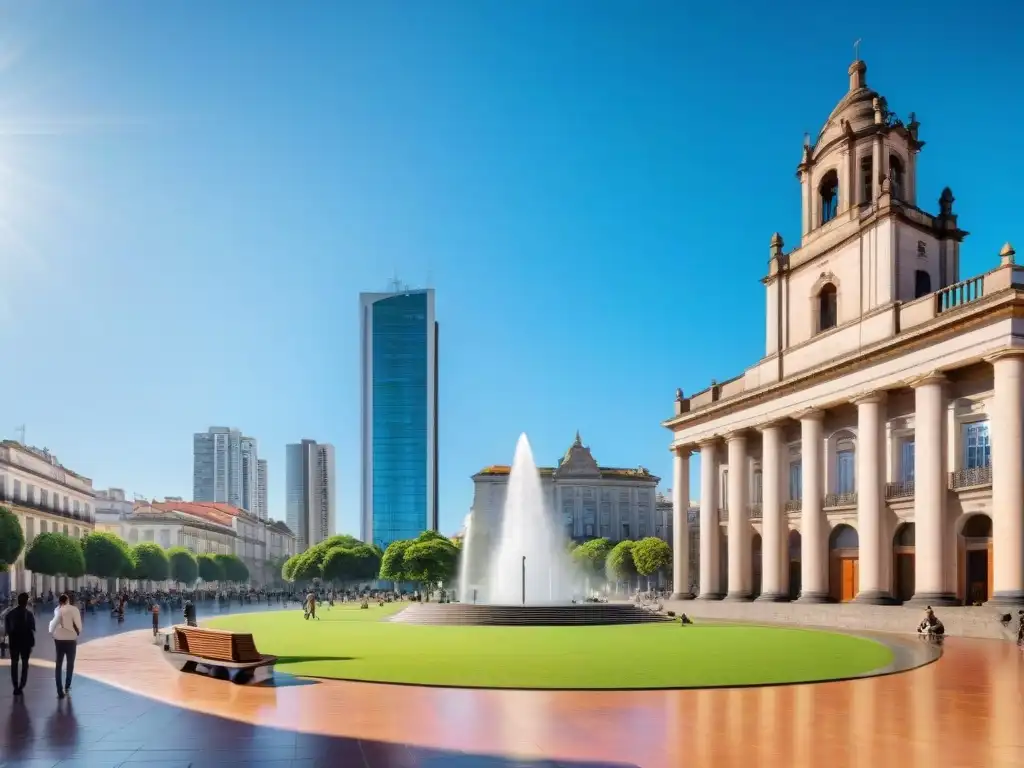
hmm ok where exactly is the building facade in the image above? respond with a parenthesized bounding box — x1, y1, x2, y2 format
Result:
(664, 58, 1022, 608)
(360, 287, 439, 550)
(470, 433, 660, 560)
(193, 427, 261, 514)
(0, 441, 96, 596)
(286, 439, 335, 551)
(256, 458, 268, 521)
(656, 492, 700, 592)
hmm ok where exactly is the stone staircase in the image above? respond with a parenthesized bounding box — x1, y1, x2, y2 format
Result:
(663, 598, 1020, 640)
(391, 602, 673, 626)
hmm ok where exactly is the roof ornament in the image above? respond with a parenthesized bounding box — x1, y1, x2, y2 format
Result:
(939, 187, 955, 217)
(573, 430, 582, 447)
(1000, 242, 1016, 266)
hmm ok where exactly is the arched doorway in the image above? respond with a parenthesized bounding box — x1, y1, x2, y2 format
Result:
(829, 524, 860, 602)
(788, 529, 802, 601)
(751, 533, 762, 599)
(959, 515, 993, 605)
(893, 523, 915, 603)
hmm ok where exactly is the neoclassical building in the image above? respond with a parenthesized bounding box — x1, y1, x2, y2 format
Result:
(664, 58, 1022, 608)
(471, 433, 660, 551)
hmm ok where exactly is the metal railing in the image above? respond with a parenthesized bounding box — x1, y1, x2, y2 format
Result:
(784, 500, 802, 512)
(885, 481, 915, 499)
(948, 465, 992, 490)
(824, 492, 858, 508)
(0, 492, 94, 525)
(748, 503, 763, 519)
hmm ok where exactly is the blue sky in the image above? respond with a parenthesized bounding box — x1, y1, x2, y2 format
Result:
(0, 1, 1020, 536)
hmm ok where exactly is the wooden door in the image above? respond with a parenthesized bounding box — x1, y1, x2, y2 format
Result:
(988, 540, 994, 600)
(957, 540, 965, 604)
(841, 558, 858, 602)
(829, 556, 841, 602)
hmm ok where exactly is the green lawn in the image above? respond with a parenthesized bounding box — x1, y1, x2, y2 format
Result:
(205, 604, 893, 690)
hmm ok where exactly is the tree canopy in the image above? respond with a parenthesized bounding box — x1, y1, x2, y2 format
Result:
(131, 542, 170, 582)
(605, 540, 637, 582)
(631, 537, 672, 578)
(25, 532, 86, 578)
(214, 552, 249, 583)
(402, 535, 459, 586)
(0, 506, 25, 573)
(379, 539, 412, 583)
(167, 546, 199, 585)
(197, 552, 224, 582)
(571, 537, 613, 579)
(82, 531, 133, 579)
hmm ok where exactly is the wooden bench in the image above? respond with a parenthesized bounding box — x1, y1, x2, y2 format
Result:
(162, 625, 276, 683)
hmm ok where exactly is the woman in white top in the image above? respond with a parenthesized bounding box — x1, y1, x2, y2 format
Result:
(49, 594, 82, 699)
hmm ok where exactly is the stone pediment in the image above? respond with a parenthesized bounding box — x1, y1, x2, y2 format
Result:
(554, 432, 602, 479)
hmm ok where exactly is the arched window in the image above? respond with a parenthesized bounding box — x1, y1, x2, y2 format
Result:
(889, 154, 905, 200)
(914, 270, 931, 299)
(817, 283, 838, 332)
(860, 155, 873, 203)
(819, 171, 839, 225)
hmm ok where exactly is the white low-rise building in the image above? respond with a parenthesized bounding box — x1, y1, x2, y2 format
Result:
(664, 58, 1022, 608)
(0, 441, 96, 596)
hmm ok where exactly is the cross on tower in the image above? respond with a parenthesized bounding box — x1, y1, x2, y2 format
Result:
(854, 38, 862, 60)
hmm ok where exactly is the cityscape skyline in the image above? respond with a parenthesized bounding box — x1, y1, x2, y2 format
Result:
(0, 3, 1019, 539)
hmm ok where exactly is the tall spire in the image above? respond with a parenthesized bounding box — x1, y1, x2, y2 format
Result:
(574, 430, 582, 447)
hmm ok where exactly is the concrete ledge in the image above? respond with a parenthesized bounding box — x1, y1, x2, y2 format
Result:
(661, 598, 1019, 640)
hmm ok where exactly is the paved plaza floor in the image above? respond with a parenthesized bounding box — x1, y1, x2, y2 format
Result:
(1, 602, 1023, 767)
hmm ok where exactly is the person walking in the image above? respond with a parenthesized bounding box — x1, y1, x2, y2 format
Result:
(151, 601, 161, 636)
(4, 593, 36, 695)
(50, 593, 82, 699)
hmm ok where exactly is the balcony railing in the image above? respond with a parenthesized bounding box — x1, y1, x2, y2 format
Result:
(784, 500, 802, 513)
(937, 275, 984, 313)
(0, 492, 94, 525)
(748, 503, 763, 519)
(824, 492, 858, 508)
(948, 465, 993, 490)
(885, 481, 915, 499)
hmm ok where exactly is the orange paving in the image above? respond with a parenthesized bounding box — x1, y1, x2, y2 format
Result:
(70, 630, 1024, 767)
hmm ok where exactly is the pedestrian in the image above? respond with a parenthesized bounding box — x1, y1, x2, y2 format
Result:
(183, 599, 197, 627)
(151, 601, 161, 636)
(49, 593, 82, 699)
(4, 593, 36, 695)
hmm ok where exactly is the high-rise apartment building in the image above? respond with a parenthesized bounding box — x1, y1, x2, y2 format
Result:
(286, 439, 335, 551)
(360, 287, 439, 551)
(256, 458, 268, 521)
(193, 427, 261, 514)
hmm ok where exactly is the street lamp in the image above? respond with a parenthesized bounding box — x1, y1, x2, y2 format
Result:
(521, 555, 526, 605)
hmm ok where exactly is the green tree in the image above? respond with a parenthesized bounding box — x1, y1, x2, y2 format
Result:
(379, 539, 412, 583)
(281, 553, 300, 583)
(197, 553, 224, 583)
(605, 540, 637, 588)
(571, 537, 613, 580)
(290, 548, 325, 583)
(351, 544, 382, 581)
(214, 553, 249, 584)
(167, 546, 199, 586)
(25, 532, 86, 578)
(322, 546, 359, 585)
(131, 542, 170, 582)
(82, 532, 133, 588)
(403, 537, 458, 590)
(0, 506, 25, 573)
(631, 537, 672, 589)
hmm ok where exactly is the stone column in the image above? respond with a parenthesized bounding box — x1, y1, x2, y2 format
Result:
(987, 352, 1024, 606)
(725, 432, 751, 600)
(854, 392, 893, 603)
(757, 422, 788, 601)
(798, 410, 828, 602)
(697, 439, 723, 600)
(908, 373, 957, 605)
(671, 446, 694, 599)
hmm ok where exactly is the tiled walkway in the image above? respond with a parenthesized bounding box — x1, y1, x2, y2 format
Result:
(2, 604, 1023, 767)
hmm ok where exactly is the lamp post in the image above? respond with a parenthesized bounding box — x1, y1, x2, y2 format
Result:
(521, 555, 526, 605)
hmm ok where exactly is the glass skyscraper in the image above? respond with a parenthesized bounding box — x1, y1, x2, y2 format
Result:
(360, 288, 438, 551)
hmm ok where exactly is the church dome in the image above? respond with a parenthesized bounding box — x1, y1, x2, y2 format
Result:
(814, 61, 881, 146)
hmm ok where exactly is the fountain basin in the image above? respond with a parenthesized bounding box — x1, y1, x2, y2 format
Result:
(390, 603, 673, 626)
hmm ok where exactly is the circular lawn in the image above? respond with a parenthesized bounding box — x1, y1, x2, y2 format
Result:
(204, 604, 894, 690)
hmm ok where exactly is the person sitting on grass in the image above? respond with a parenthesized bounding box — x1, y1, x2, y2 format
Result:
(916, 606, 944, 637)
(679, 614, 693, 626)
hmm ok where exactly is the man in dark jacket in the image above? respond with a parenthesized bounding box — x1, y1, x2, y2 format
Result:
(4, 593, 36, 695)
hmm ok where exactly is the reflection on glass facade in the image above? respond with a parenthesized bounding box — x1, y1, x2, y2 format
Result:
(362, 289, 438, 551)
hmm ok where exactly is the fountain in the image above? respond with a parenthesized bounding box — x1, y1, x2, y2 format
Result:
(393, 433, 671, 626)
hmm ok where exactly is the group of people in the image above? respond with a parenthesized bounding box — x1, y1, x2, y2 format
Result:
(2, 591, 82, 698)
